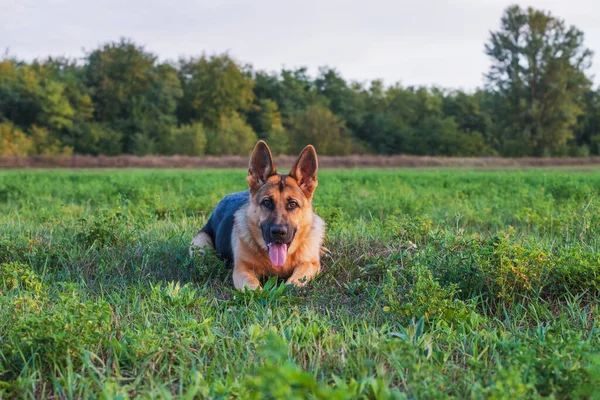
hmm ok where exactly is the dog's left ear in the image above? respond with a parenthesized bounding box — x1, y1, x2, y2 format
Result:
(290, 145, 318, 198)
(247, 140, 277, 191)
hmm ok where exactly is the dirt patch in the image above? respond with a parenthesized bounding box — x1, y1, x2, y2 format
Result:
(2, 154, 600, 169)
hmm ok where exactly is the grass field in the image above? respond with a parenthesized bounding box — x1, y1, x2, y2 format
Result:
(1, 168, 600, 399)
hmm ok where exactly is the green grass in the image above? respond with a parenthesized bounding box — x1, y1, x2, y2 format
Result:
(1, 168, 600, 399)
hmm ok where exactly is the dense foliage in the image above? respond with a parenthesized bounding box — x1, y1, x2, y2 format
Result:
(1, 168, 600, 397)
(1, 5, 600, 157)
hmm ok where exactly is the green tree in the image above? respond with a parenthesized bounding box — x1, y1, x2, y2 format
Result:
(408, 116, 489, 156)
(86, 39, 155, 123)
(85, 39, 182, 154)
(0, 60, 36, 128)
(252, 68, 321, 121)
(0, 60, 77, 134)
(485, 5, 593, 156)
(247, 99, 289, 154)
(32, 57, 95, 151)
(573, 88, 600, 155)
(354, 80, 387, 150)
(205, 113, 258, 156)
(37, 80, 75, 132)
(360, 85, 443, 154)
(66, 122, 123, 156)
(315, 67, 367, 136)
(158, 123, 207, 156)
(287, 103, 354, 155)
(442, 91, 491, 139)
(0, 122, 32, 156)
(177, 54, 254, 129)
(28, 125, 73, 155)
(34, 57, 94, 126)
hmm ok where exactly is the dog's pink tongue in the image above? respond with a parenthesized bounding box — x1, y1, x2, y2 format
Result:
(268, 243, 287, 267)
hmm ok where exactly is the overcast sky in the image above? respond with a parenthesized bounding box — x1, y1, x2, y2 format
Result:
(1, 0, 599, 90)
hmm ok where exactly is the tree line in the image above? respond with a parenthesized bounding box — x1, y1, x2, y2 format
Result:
(1, 5, 599, 157)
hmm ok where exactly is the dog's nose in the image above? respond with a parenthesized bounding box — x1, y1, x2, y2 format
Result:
(270, 225, 288, 241)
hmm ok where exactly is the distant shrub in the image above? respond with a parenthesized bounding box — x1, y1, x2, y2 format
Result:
(28, 125, 73, 155)
(252, 99, 290, 154)
(66, 122, 123, 155)
(0, 123, 72, 156)
(0, 122, 33, 156)
(132, 132, 156, 156)
(159, 123, 207, 156)
(287, 103, 355, 155)
(206, 112, 257, 156)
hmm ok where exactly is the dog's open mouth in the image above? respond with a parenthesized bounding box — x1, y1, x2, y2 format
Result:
(267, 242, 290, 267)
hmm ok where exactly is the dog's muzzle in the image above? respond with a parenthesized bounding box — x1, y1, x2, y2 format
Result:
(261, 224, 296, 267)
(261, 224, 296, 246)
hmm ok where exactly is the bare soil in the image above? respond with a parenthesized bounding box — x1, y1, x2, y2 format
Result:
(2, 154, 600, 169)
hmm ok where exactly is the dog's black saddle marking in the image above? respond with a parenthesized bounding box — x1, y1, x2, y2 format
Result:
(200, 190, 249, 264)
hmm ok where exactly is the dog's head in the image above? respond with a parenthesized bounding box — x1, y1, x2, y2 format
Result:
(246, 141, 318, 267)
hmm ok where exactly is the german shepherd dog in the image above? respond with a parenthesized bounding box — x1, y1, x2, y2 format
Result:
(190, 141, 325, 290)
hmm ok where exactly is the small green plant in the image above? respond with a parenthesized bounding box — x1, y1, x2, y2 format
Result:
(384, 263, 475, 325)
(0, 262, 44, 293)
(229, 277, 299, 307)
(243, 331, 403, 399)
(150, 281, 200, 308)
(191, 246, 231, 282)
(3, 287, 113, 375)
(75, 207, 129, 248)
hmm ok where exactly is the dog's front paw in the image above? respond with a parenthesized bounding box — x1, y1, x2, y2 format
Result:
(236, 281, 261, 291)
(286, 275, 309, 287)
(233, 266, 262, 291)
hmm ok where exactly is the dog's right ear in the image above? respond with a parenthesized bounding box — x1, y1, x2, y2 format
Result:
(247, 141, 276, 191)
(289, 144, 318, 199)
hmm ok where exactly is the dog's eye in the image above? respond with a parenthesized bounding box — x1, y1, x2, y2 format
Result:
(261, 199, 274, 209)
(287, 201, 299, 210)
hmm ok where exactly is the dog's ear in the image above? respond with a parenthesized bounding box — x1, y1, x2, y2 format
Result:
(247, 141, 277, 191)
(290, 144, 318, 198)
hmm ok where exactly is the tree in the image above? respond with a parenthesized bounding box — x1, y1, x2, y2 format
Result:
(177, 54, 254, 129)
(205, 113, 257, 156)
(0, 122, 32, 156)
(573, 88, 600, 155)
(485, 5, 593, 156)
(247, 99, 289, 154)
(408, 117, 489, 156)
(85, 39, 182, 154)
(315, 67, 367, 136)
(360, 85, 443, 155)
(34, 57, 94, 127)
(0, 60, 39, 128)
(66, 122, 123, 156)
(287, 103, 354, 155)
(252, 68, 321, 121)
(28, 125, 73, 155)
(158, 123, 207, 156)
(32, 57, 95, 151)
(0, 60, 77, 133)
(442, 91, 491, 138)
